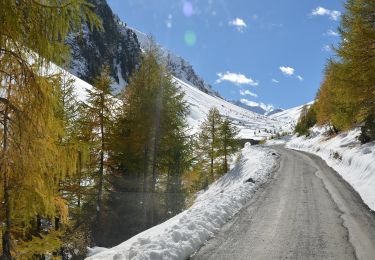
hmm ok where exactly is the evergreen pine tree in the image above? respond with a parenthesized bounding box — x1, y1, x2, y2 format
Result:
(83, 66, 116, 241)
(314, 0, 375, 135)
(106, 45, 192, 244)
(218, 118, 240, 174)
(0, 0, 101, 68)
(0, 64, 77, 258)
(196, 108, 223, 188)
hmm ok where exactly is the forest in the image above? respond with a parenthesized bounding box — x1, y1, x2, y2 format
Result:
(295, 0, 375, 142)
(0, 1, 241, 259)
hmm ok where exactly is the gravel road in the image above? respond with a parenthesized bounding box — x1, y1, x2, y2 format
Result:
(192, 147, 375, 260)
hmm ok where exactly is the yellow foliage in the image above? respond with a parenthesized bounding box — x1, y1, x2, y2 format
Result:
(54, 197, 69, 225)
(15, 231, 62, 259)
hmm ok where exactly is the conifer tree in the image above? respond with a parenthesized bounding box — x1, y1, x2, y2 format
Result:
(111, 45, 164, 230)
(314, 0, 375, 136)
(196, 108, 223, 188)
(83, 66, 116, 235)
(55, 72, 95, 257)
(0, 63, 77, 258)
(338, 0, 375, 118)
(0, 1, 101, 257)
(107, 44, 191, 241)
(0, 0, 101, 69)
(295, 105, 317, 136)
(219, 118, 240, 174)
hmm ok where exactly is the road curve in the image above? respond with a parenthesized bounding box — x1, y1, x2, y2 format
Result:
(192, 146, 375, 260)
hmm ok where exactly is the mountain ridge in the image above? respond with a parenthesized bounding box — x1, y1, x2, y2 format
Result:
(65, 0, 217, 96)
(230, 100, 284, 116)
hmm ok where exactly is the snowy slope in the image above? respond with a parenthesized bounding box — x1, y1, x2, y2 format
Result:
(230, 100, 283, 116)
(175, 78, 288, 139)
(270, 102, 313, 123)
(268, 102, 314, 133)
(63, 65, 287, 140)
(66, 73, 93, 102)
(87, 145, 278, 259)
(269, 105, 304, 123)
(42, 63, 93, 102)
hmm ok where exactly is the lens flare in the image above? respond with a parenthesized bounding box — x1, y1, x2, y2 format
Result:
(183, 1, 194, 17)
(184, 30, 196, 46)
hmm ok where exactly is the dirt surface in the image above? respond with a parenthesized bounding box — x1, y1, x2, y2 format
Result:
(192, 147, 375, 260)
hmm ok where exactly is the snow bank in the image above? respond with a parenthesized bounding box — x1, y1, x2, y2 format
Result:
(87, 145, 278, 260)
(286, 127, 375, 211)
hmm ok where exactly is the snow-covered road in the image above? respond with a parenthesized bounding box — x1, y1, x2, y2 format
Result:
(193, 147, 375, 260)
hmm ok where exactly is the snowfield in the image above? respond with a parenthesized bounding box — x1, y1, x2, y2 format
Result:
(269, 101, 313, 133)
(86, 144, 278, 260)
(286, 127, 375, 211)
(175, 78, 288, 139)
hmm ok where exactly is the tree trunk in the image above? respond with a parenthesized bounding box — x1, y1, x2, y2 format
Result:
(2, 171, 11, 260)
(223, 135, 228, 173)
(210, 117, 215, 183)
(2, 105, 12, 259)
(142, 145, 149, 229)
(149, 84, 162, 227)
(55, 217, 60, 231)
(77, 151, 82, 209)
(96, 95, 105, 228)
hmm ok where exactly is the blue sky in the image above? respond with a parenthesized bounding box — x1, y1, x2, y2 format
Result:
(107, 0, 344, 109)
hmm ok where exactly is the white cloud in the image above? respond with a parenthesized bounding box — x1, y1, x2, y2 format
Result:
(240, 99, 274, 112)
(240, 89, 258, 98)
(311, 7, 341, 21)
(229, 18, 247, 32)
(323, 45, 331, 52)
(216, 72, 258, 86)
(272, 79, 279, 83)
(297, 75, 304, 81)
(326, 29, 339, 37)
(279, 66, 295, 76)
(166, 14, 173, 28)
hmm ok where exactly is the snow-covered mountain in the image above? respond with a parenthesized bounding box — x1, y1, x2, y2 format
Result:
(66, 0, 141, 89)
(131, 28, 219, 97)
(261, 102, 313, 134)
(63, 0, 296, 140)
(60, 63, 289, 140)
(65, 0, 217, 96)
(267, 108, 284, 116)
(174, 78, 289, 139)
(269, 102, 313, 124)
(230, 100, 283, 116)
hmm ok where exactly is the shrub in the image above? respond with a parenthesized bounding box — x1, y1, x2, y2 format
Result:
(295, 105, 317, 136)
(359, 114, 375, 144)
(333, 151, 342, 161)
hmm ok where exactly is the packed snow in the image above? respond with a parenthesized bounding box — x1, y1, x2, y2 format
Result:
(286, 127, 375, 211)
(86, 144, 278, 260)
